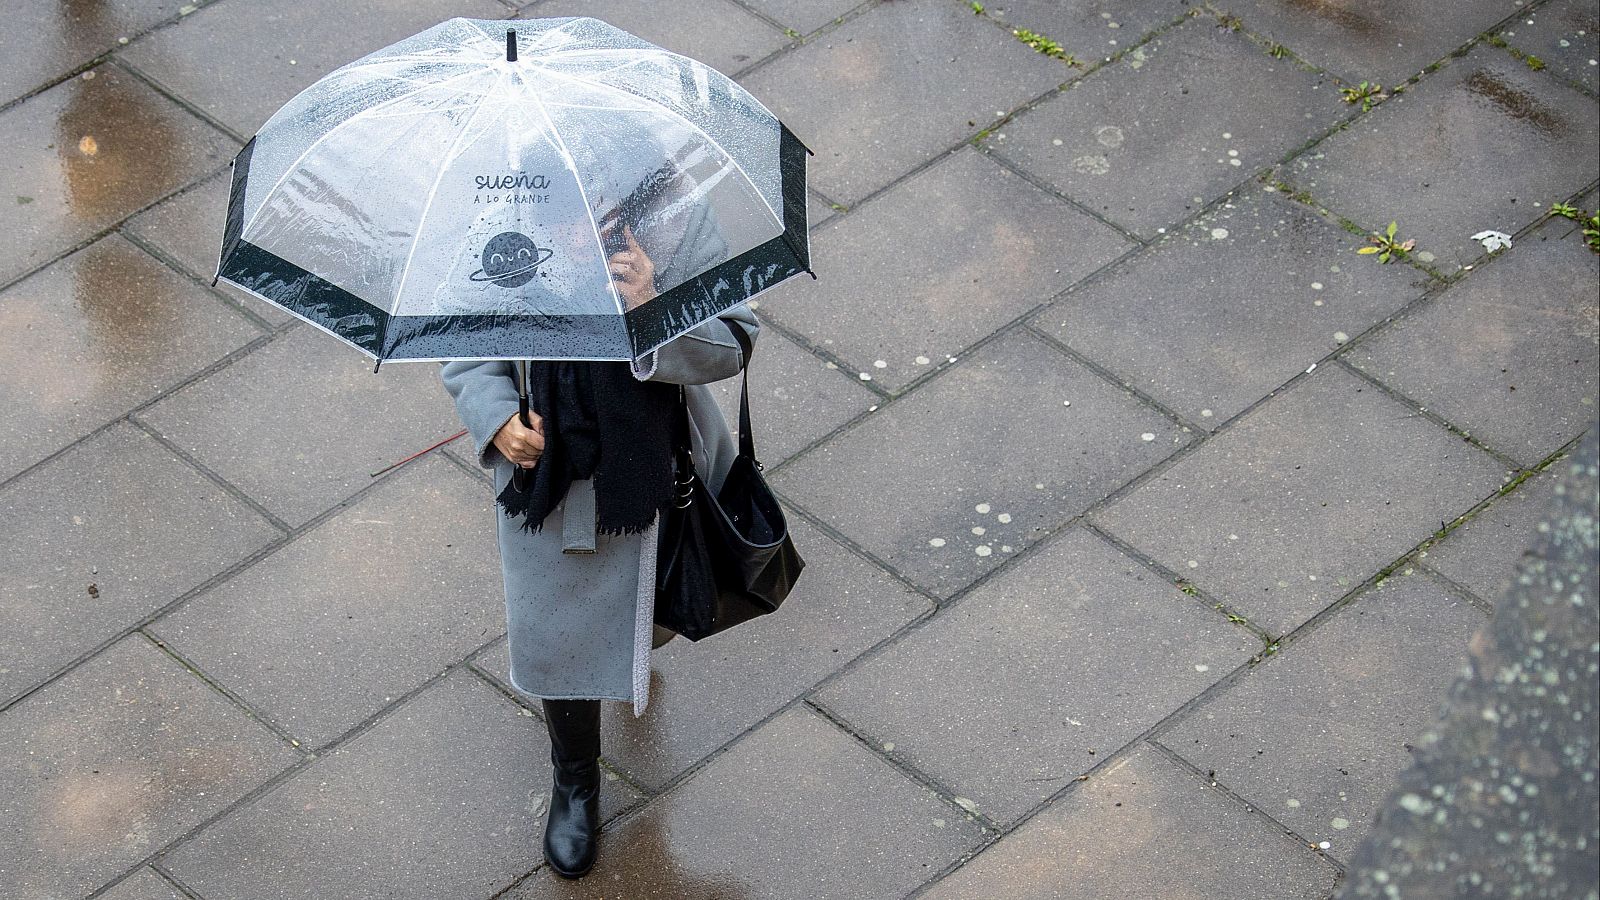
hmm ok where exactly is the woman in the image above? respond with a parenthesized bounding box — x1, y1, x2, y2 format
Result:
(439, 205, 758, 880)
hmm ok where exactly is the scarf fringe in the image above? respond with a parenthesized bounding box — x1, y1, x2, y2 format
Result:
(496, 479, 663, 536)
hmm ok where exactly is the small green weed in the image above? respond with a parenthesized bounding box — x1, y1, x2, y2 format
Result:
(1551, 200, 1600, 253)
(1358, 220, 1415, 263)
(1525, 54, 1546, 70)
(969, 1, 985, 13)
(1014, 28, 1066, 60)
(1339, 80, 1386, 111)
(1268, 42, 1291, 58)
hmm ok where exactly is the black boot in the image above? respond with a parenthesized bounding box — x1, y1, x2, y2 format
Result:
(540, 697, 602, 878)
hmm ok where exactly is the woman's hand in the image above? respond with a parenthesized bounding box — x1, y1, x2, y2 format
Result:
(608, 225, 657, 311)
(492, 410, 544, 468)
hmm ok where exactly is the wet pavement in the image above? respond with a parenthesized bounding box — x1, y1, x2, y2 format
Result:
(0, 1, 1595, 899)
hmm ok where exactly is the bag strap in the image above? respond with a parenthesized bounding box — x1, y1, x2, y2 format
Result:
(725, 318, 759, 465)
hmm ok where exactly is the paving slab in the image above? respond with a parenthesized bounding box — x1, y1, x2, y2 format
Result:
(98, 867, 187, 900)
(1281, 42, 1600, 274)
(975, 0, 1188, 60)
(1208, 0, 1517, 85)
(0, 635, 299, 900)
(477, 513, 930, 790)
(0, 63, 236, 286)
(523, 0, 788, 74)
(1347, 217, 1600, 467)
(733, 0, 863, 36)
(739, 0, 1071, 203)
(1498, 0, 1600, 94)
(990, 17, 1341, 238)
(118, 0, 507, 137)
(161, 668, 640, 900)
(1157, 570, 1487, 863)
(122, 170, 292, 323)
(1032, 185, 1430, 428)
(1422, 472, 1561, 604)
(1095, 364, 1510, 636)
(756, 147, 1131, 393)
(816, 527, 1257, 825)
(142, 327, 465, 526)
(0, 0, 184, 107)
(707, 321, 878, 467)
(149, 457, 505, 748)
(0, 423, 279, 705)
(920, 746, 1338, 900)
(503, 705, 985, 898)
(771, 328, 1187, 598)
(0, 234, 262, 483)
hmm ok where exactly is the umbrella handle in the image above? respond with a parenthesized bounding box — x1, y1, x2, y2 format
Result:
(512, 358, 532, 490)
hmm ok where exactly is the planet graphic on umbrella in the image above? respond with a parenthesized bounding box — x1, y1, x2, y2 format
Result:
(469, 231, 554, 288)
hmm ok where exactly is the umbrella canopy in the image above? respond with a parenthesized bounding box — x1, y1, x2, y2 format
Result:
(215, 16, 811, 363)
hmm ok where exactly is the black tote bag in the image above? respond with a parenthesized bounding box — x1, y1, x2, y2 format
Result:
(653, 324, 805, 641)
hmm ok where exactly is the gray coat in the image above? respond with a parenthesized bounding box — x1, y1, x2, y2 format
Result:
(439, 304, 758, 716)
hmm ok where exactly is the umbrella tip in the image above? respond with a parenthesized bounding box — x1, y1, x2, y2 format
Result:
(505, 29, 517, 62)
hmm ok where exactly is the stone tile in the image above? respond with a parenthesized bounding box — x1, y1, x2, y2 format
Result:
(149, 457, 505, 747)
(1032, 186, 1430, 427)
(817, 528, 1256, 825)
(1423, 472, 1561, 604)
(1499, 0, 1600, 94)
(920, 746, 1338, 900)
(707, 321, 877, 467)
(740, 0, 1070, 203)
(757, 147, 1131, 393)
(142, 328, 464, 526)
(991, 18, 1341, 238)
(1347, 218, 1600, 467)
(161, 668, 641, 900)
(0, 635, 299, 899)
(1095, 365, 1509, 636)
(98, 867, 187, 900)
(1209, 0, 1515, 84)
(504, 705, 985, 898)
(1158, 570, 1487, 862)
(978, 0, 1189, 59)
(772, 328, 1187, 598)
(523, 0, 788, 74)
(0, 0, 183, 106)
(477, 513, 930, 790)
(118, 0, 506, 137)
(1282, 42, 1600, 274)
(0, 423, 279, 705)
(0, 64, 236, 285)
(0, 234, 261, 482)
(735, 0, 863, 36)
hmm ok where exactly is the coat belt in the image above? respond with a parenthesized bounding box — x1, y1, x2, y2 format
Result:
(561, 477, 598, 554)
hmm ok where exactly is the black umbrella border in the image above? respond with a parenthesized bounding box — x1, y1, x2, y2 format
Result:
(215, 124, 812, 364)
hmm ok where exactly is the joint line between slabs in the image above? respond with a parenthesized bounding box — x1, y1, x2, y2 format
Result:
(112, 654, 491, 885)
(1329, 356, 1531, 472)
(0, 451, 427, 716)
(802, 696, 1008, 831)
(136, 627, 307, 750)
(0, 328, 280, 498)
(110, 55, 249, 145)
(126, 414, 293, 533)
(1144, 737, 1350, 875)
(115, 226, 278, 334)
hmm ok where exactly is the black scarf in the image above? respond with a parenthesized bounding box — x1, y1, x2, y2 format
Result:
(495, 360, 680, 536)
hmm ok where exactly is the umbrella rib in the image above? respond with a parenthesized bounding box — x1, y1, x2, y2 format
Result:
(388, 69, 502, 326)
(510, 65, 627, 317)
(240, 66, 491, 241)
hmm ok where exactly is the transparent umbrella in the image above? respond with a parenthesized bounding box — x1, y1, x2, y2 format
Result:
(214, 16, 812, 366)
